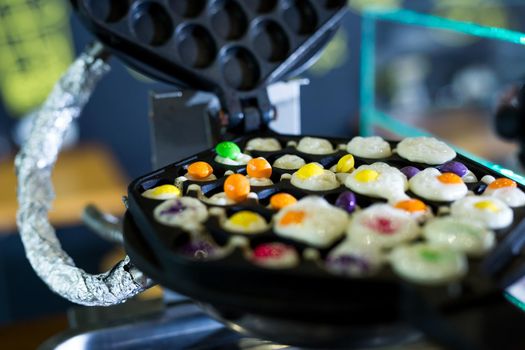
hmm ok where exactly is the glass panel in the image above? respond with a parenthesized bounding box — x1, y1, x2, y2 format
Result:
(360, 8, 525, 184)
(359, 6, 525, 311)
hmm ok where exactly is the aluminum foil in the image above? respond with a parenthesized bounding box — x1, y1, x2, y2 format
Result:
(15, 43, 153, 306)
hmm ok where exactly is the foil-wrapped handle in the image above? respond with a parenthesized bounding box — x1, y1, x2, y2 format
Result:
(15, 42, 153, 306)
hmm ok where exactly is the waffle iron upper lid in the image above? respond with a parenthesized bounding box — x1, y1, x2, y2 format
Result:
(71, 0, 347, 126)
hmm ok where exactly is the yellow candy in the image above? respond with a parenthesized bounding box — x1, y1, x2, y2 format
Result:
(336, 154, 355, 173)
(355, 169, 379, 183)
(474, 200, 500, 213)
(229, 211, 265, 228)
(296, 163, 324, 180)
(142, 184, 181, 199)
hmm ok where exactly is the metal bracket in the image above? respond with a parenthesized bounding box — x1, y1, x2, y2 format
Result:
(149, 80, 305, 169)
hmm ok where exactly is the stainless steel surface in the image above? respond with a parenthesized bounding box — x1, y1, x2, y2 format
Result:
(15, 42, 153, 306)
(38, 300, 448, 350)
(149, 90, 216, 169)
(201, 304, 422, 350)
(40, 302, 292, 350)
(40, 296, 525, 349)
(149, 81, 305, 169)
(82, 204, 124, 244)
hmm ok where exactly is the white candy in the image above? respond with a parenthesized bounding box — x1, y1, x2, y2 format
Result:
(481, 175, 496, 184)
(462, 171, 478, 184)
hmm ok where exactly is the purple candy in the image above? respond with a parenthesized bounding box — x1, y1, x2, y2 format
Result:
(327, 255, 370, 271)
(160, 200, 187, 215)
(326, 254, 371, 276)
(436, 161, 468, 177)
(400, 166, 420, 179)
(335, 191, 357, 213)
(179, 240, 217, 260)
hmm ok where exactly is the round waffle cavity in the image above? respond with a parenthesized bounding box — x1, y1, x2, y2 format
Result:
(78, 0, 347, 104)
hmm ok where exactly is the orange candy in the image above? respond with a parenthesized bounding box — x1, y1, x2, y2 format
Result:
(270, 193, 297, 210)
(224, 174, 251, 202)
(187, 161, 213, 179)
(437, 172, 462, 184)
(488, 178, 517, 190)
(395, 199, 426, 213)
(247, 157, 272, 178)
(279, 210, 306, 226)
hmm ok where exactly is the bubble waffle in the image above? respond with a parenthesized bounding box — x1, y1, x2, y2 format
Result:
(124, 133, 525, 321)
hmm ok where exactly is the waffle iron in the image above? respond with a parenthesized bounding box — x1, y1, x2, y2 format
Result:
(72, 1, 525, 348)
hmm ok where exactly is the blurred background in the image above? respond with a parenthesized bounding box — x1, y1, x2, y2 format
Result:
(1, 0, 525, 347)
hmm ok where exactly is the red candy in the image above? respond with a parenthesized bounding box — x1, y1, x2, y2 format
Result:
(253, 243, 288, 259)
(364, 217, 399, 235)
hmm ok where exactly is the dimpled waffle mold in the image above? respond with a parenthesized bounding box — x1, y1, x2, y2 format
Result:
(72, 0, 346, 122)
(125, 133, 525, 322)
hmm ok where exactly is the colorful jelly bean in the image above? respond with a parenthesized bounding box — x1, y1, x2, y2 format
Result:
(279, 210, 306, 225)
(216, 141, 241, 160)
(400, 166, 420, 179)
(335, 191, 357, 213)
(474, 200, 500, 213)
(270, 193, 297, 210)
(335, 154, 355, 173)
(488, 178, 517, 190)
(295, 163, 324, 180)
(253, 243, 290, 259)
(247, 157, 272, 178)
(394, 199, 426, 213)
(436, 161, 468, 178)
(437, 172, 463, 184)
(187, 161, 213, 179)
(142, 184, 181, 200)
(354, 169, 379, 183)
(229, 211, 265, 229)
(224, 174, 250, 202)
(179, 240, 217, 260)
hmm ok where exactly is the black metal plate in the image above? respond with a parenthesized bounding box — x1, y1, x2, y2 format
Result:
(124, 132, 525, 325)
(71, 0, 347, 123)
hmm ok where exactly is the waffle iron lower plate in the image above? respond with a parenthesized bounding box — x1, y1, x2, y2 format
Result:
(124, 132, 525, 326)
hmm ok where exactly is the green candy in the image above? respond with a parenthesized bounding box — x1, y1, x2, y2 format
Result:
(216, 141, 241, 160)
(420, 249, 442, 262)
